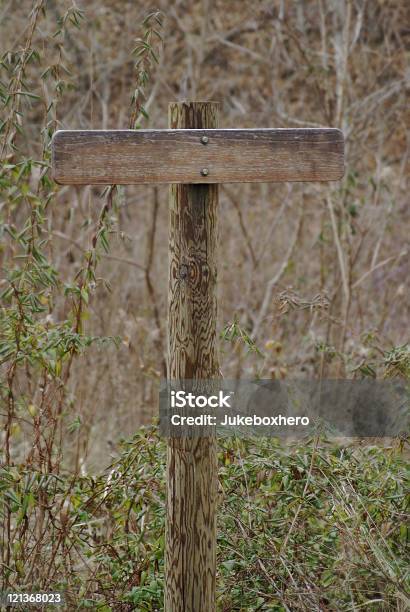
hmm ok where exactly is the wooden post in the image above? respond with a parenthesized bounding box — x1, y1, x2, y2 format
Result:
(165, 101, 220, 611)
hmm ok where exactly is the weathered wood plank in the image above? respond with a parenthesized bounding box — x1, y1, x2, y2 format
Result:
(52, 128, 344, 185)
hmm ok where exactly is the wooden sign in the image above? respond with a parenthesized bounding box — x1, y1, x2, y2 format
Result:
(52, 128, 344, 185)
(51, 102, 345, 612)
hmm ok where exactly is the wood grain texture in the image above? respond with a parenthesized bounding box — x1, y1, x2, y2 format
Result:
(52, 127, 344, 185)
(165, 102, 220, 612)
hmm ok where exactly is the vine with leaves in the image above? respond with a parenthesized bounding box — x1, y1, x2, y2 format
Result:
(0, 2, 163, 592)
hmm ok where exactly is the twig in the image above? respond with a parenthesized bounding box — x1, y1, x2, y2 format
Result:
(334, 0, 352, 126)
(251, 206, 303, 340)
(353, 250, 408, 289)
(223, 186, 257, 268)
(254, 185, 292, 268)
(280, 434, 319, 555)
(144, 187, 166, 375)
(51, 230, 146, 271)
(327, 194, 349, 302)
(257, 558, 291, 612)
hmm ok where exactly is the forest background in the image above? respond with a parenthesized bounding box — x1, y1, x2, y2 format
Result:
(0, 1, 408, 610)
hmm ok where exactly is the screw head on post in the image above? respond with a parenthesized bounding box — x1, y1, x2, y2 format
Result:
(201, 168, 209, 177)
(201, 135, 209, 144)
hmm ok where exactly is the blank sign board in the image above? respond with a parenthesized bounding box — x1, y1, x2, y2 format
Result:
(52, 128, 344, 185)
